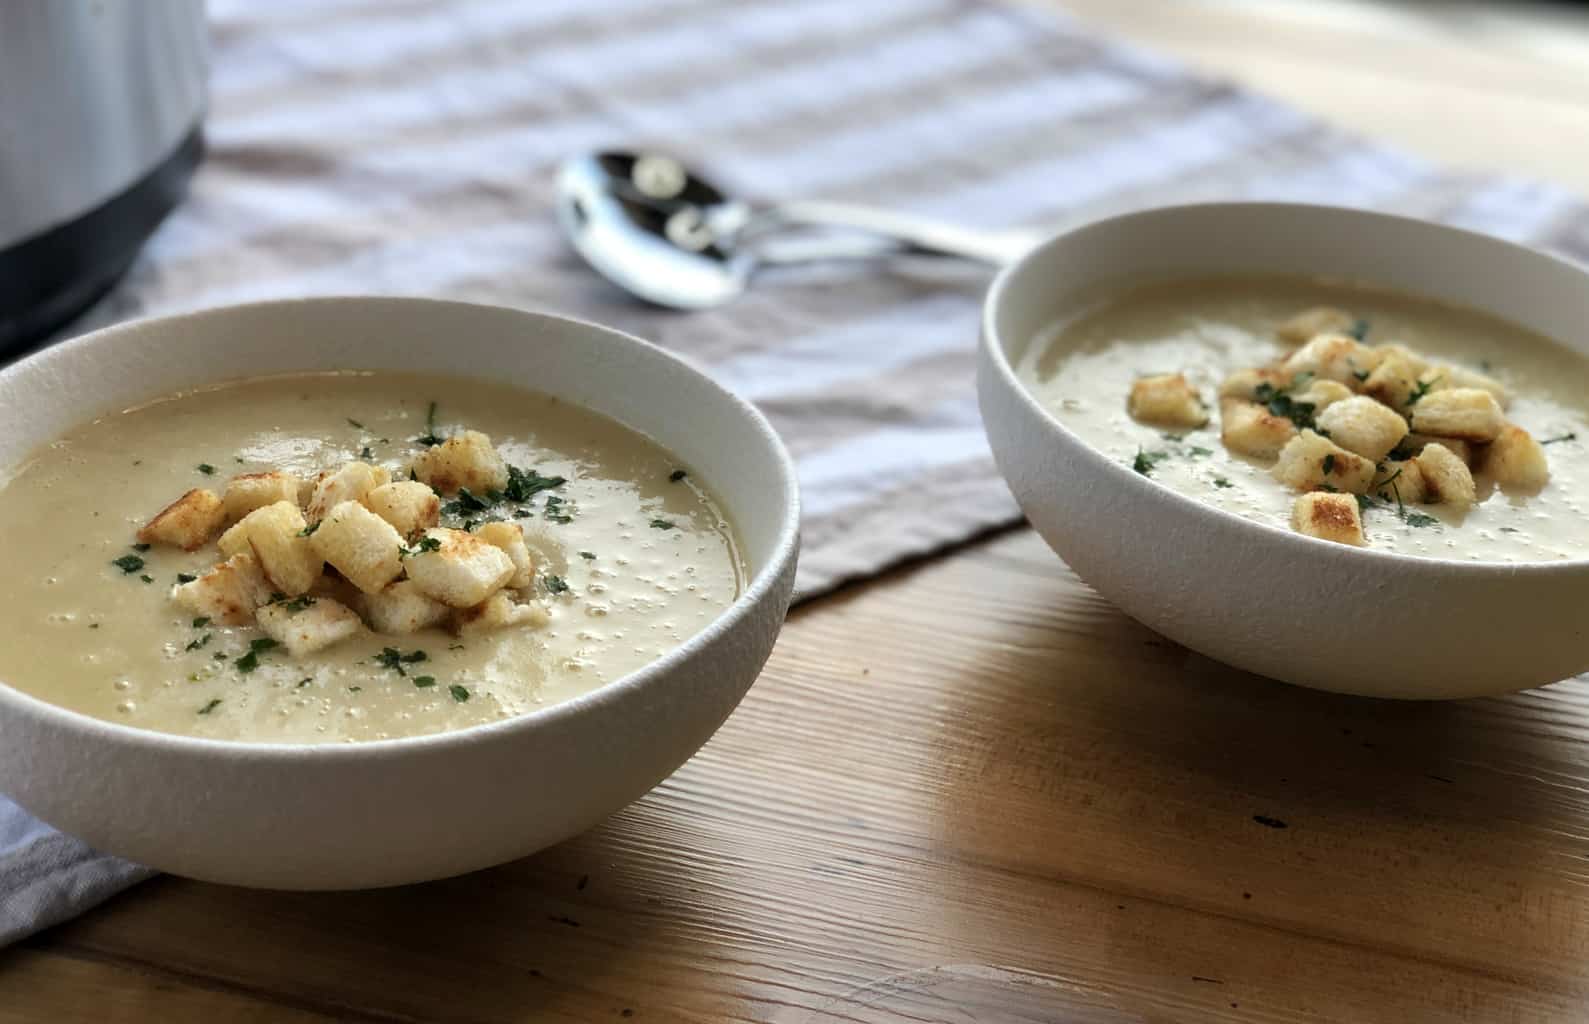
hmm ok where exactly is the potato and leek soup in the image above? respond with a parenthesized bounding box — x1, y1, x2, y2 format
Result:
(1019, 275, 1589, 559)
(0, 373, 744, 743)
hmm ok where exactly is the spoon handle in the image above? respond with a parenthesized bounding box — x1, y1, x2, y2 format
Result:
(752, 200, 1040, 266)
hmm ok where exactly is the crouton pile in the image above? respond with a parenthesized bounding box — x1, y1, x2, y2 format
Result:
(1127, 305, 1552, 548)
(135, 431, 552, 658)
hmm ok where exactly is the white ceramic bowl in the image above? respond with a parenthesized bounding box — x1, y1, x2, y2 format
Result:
(0, 298, 800, 888)
(979, 202, 1589, 700)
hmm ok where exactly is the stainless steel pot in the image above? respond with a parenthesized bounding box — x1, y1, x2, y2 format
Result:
(0, 0, 207, 353)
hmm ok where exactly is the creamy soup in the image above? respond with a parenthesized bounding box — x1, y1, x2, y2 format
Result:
(1019, 275, 1589, 561)
(0, 373, 744, 743)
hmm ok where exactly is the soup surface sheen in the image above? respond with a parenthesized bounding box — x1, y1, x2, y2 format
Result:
(0, 373, 744, 743)
(1018, 275, 1589, 561)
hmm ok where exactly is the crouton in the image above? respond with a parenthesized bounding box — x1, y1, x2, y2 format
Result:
(1281, 334, 1377, 385)
(1290, 492, 1366, 546)
(1314, 396, 1409, 462)
(475, 521, 535, 589)
(256, 597, 363, 657)
(1277, 307, 1355, 345)
(1219, 367, 1290, 401)
(306, 462, 391, 524)
(171, 553, 271, 626)
(307, 571, 362, 607)
(411, 431, 509, 495)
(1375, 343, 1431, 376)
(356, 579, 450, 635)
(403, 527, 515, 608)
(1127, 374, 1207, 429)
(1361, 351, 1422, 410)
(363, 481, 440, 541)
(1409, 387, 1505, 442)
(221, 501, 323, 597)
(1402, 432, 1475, 465)
(1372, 459, 1428, 504)
(222, 471, 302, 524)
(137, 488, 225, 551)
(309, 500, 404, 594)
(1421, 364, 1509, 408)
(1480, 424, 1550, 492)
(1220, 397, 1297, 460)
(1292, 378, 1354, 413)
(452, 592, 552, 636)
(1415, 442, 1477, 507)
(1272, 430, 1377, 493)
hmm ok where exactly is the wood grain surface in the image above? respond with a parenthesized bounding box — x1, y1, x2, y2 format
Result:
(9, 2, 1589, 1021)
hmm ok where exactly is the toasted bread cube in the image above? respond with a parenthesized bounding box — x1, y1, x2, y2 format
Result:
(403, 527, 515, 608)
(309, 500, 404, 594)
(222, 471, 302, 524)
(1372, 459, 1428, 504)
(1415, 442, 1477, 507)
(172, 553, 271, 626)
(256, 597, 363, 657)
(475, 521, 535, 589)
(452, 592, 552, 636)
(1127, 374, 1207, 429)
(1220, 398, 1297, 460)
(1314, 396, 1409, 462)
(1410, 387, 1504, 442)
(356, 579, 450, 635)
(1402, 432, 1475, 465)
(1277, 307, 1354, 345)
(1360, 352, 1420, 410)
(1281, 334, 1376, 386)
(1422, 365, 1509, 408)
(363, 481, 440, 541)
(224, 501, 323, 597)
(307, 571, 362, 607)
(1376, 343, 1431, 375)
(1219, 367, 1290, 401)
(1272, 430, 1377, 493)
(306, 462, 391, 524)
(1480, 424, 1549, 492)
(1292, 378, 1354, 413)
(137, 488, 225, 552)
(411, 430, 509, 495)
(1290, 492, 1366, 546)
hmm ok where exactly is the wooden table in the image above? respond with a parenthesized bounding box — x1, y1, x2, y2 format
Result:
(9, 3, 1589, 1020)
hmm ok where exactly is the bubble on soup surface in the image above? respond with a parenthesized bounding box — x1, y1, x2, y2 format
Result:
(115, 701, 136, 714)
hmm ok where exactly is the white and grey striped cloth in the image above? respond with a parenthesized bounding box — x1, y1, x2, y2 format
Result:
(7, 0, 1589, 945)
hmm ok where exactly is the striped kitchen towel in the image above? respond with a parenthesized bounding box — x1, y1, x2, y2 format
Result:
(6, 0, 1589, 945)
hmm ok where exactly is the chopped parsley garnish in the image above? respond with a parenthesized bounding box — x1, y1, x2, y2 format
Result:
(1541, 432, 1578, 445)
(1498, 526, 1521, 534)
(413, 675, 436, 688)
(234, 637, 279, 674)
(669, 469, 688, 483)
(544, 574, 571, 595)
(1131, 449, 1169, 476)
(1160, 432, 1185, 443)
(278, 595, 316, 613)
(359, 445, 374, 460)
(197, 463, 216, 475)
(415, 401, 445, 447)
(649, 518, 677, 530)
(449, 684, 471, 703)
(503, 465, 566, 502)
(1252, 381, 1317, 430)
(192, 616, 211, 628)
(579, 551, 596, 560)
(176, 572, 197, 584)
(1188, 446, 1213, 458)
(197, 699, 222, 715)
(402, 536, 442, 558)
(1402, 510, 1439, 528)
(1405, 377, 1438, 406)
(348, 686, 362, 693)
(186, 634, 211, 652)
(132, 543, 151, 553)
(139, 574, 154, 584)
(1347, 318, 1370, 342)
(298, 521, 320, 538)
(297, 678, 313, 688)
(111, 554, 145, 574)
(347, 418, 365, 429)
(544, 494, 573, 524)
(443, 488, 490, 516)
(374, 647, 428, 676)
(213, 651, 228, 661)
(1212, 477, 1234, 489)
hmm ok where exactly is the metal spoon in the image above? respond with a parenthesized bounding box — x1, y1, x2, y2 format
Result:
(555, 151, 1041, 310)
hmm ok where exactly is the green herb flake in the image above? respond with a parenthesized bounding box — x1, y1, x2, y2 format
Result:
(297, 678, 313, 688)
(443, 488, 490, 516)
(543, 494, 573, 524)
(279, 595, 316, 614)
(197, 698, 222, 715)
(544, 574, 571, 595)
(139, 574, 154, 584)
(449, 684, 471, 703)
(1131, 449, 1169, 476)
(413, 675, 437, 688)
(1406, 377, 1438, 407)
(132, 543, 152, 553)
(1541, 432, 1578, 446)
(176, 572, 197, 584)
(1499, 526, 1521, 534)
(402, 535, 442, 558)
(415, 400, 445, 447)
(347, 418, 365, 429)
(213, 652, 228, 662)
(668, 469, 688, 483)
(1403, 510, 1439, 528)
(348, 686, 362, 693)
(197, 463, 216, 475)
(192, 616, 211, 628)
(111, 554, 145, 574)
(234, 651, 260, 673)
(186, 634, 212, 652)
(359, 445, 374, 460)
(1188, 446, 1213, 458)
(579, 551, 596, 560)
(503, 465, 566, 503)
(1212, 477, 1234, 489)
(1252, 381, 1317, 430)
(649, 518, 677, 530)
(298, 521, 320, 538)
(1347, 318, 1370, 342)
(374, 647, 427, 676)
